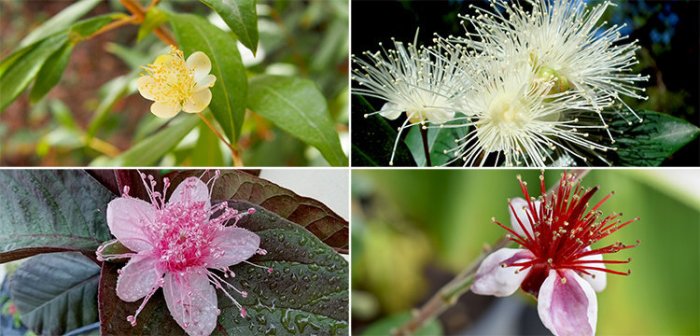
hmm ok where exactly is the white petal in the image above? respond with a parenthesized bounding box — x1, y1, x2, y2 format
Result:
(106, 197, 155, 252)
(538, 269, 597, 336)
(186, 51, 212, 82)
(426, 109, 455, 124)
(163, 270, 218, 336)
(194, 74, 216, 91)
(378, 102, 403, 120)
(169, 176, 211, 210)
(150, 101, 181, 119)
(471, 248, 534, 297)
(182, 89, 212, 113)
(509, 197, 539, 238)
(579, 247, 607, 292)
(136, 76, 157, 100)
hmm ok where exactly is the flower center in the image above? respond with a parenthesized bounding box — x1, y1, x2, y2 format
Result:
(142, 47, 196, 105)
(488, 95, 527, 127)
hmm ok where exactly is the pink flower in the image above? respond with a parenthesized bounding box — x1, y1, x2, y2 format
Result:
(471, 172, 638, 336)
(97, 172, 270, 336)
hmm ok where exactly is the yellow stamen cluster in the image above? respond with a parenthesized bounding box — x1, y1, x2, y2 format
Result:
(141, 47, 196, 105)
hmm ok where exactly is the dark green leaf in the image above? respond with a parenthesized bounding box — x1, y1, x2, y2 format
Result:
(0, 170, 113, 263)
(98, 200, 348, 335)
(248, 75, 347, 166)
(10, 252, 100, 335)
(19, 0, 101, 47)
(29, 42, 73, 103)
(404, 120, 467, 167)
(361, 312, 443, 336)
(170, 12, 248, 143)
(351, 96, 415, 166)
(106, 114, 199, 166)
(610, 110, 700, 166)
(200, 0, 259, 54)
(165, 170, 349, 249)
(0, 34, 68, 112)
(192, 123, 226, 166)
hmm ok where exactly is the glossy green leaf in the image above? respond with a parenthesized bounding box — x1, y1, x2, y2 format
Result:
(200, 0, 259, 54)
(170, 12, 248, 143)
(106, 114, 199, 166)
(610, 110, 700, 166)
(361, 312, 443, 336)
(19, 0, 100, 47)
(29, 42, 73, 103)
(99, 200, 348, 335)
(351, 96, 415, 167)
(166, 170, 349, 249)
(0, 42, 36, 78)
(404, 120, 467, 167)
(137, 7, 168, 42)
(248, 75, 347, 166)
(191, 123, 226, 166)
(10, 252, 100, 335)
(69, 14, 124, 42)
(0, 34, 68, 112)
(0, 170, 113, 263)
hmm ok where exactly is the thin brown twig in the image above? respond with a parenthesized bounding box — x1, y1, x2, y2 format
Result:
(197, 113, 243, 166)
(393, 169, 591, 336)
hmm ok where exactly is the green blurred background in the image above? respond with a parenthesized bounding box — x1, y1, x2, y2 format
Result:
(352, 169, 700, 335)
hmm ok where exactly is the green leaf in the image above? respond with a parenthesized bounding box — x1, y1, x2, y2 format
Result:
(191, 123, 226, 166)
(165, 170, 349, 249)
(69, 13, 125, 42)
(199, 0, 259, 55)
(351, 96, 415, 166)
(361, 312, 443, 336)
(98, 200, 348, 335)
(404, 120, 467, 167)
(105, 114, 199, 166)
(29, 42, 73, 103)
(0, 170, 113, 263)
(86, 75, 132, 139)
(10, 252, 100, 335)
(0, 34, 68, 112)
(170, 12, 248, 143)
(19, 0, 101, 47)
(137, 7, 168, 42)
(248, 75, 347, 166)
(610, 110, 700, 166)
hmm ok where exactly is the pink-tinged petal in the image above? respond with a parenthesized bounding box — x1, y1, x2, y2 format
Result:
(204, 227, 260, 269)
(471, 248, 534, 297)
(163, 269, 218, 336)
(169, 176, 210, 210)
(116, 253, 163, 302)
(106, 197, 155, 252)
(579, 247, 607, 292)
(538, 269, 597, 336)
(509, 197, 539, 238)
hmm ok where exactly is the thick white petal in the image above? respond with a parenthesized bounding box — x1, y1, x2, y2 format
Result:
(106, 197, 155, 252)
(150, 101, 181, 119)
(194, 74, 216, 91)
(169, 176, 211, 211)
(509, 197, 539, 238)
(186, 51, 212, 82)
(163, 270, 218, 336)
(425, 108, 455, 124)
(182, 89, 212, 113)
(579, 248, 607, 292)
(471, 248, 534, 297)
(538, 269, 597, 336)
(378, 102, 403, 120)
(116, 253, 163, 302)
(136, 76, 157, 100)
(204, 227, 260, 269)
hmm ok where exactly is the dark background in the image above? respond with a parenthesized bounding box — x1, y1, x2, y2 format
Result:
(351, 0, 700, 166)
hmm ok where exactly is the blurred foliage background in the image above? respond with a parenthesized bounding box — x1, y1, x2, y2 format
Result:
(0, 0, 348, 166)
(352, 169, 700, 335)
(351, 0, 700, 166)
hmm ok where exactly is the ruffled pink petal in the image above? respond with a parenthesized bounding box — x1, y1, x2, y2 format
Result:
(169, 176, 211, 211)
(579, 247, 607, 292)
(163, 269, 218, 336)
(471, 248, 534, 297)
(204, 227, 260, 269)
(538, 269, 597, 336)
(106, 197, 155, 252)
(509, 197, 539, 238)
(116, 253, 163, 302)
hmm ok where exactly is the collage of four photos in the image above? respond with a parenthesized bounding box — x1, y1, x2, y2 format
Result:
(0, 0, 698, 335)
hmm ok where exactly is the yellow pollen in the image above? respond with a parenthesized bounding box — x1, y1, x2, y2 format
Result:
(142, 47, 196, 104)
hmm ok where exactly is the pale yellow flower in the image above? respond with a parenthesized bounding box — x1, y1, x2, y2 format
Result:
(137, 47, 216, 118)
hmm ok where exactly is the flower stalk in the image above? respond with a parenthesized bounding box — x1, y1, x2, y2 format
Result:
(393, 169, 590, 335)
